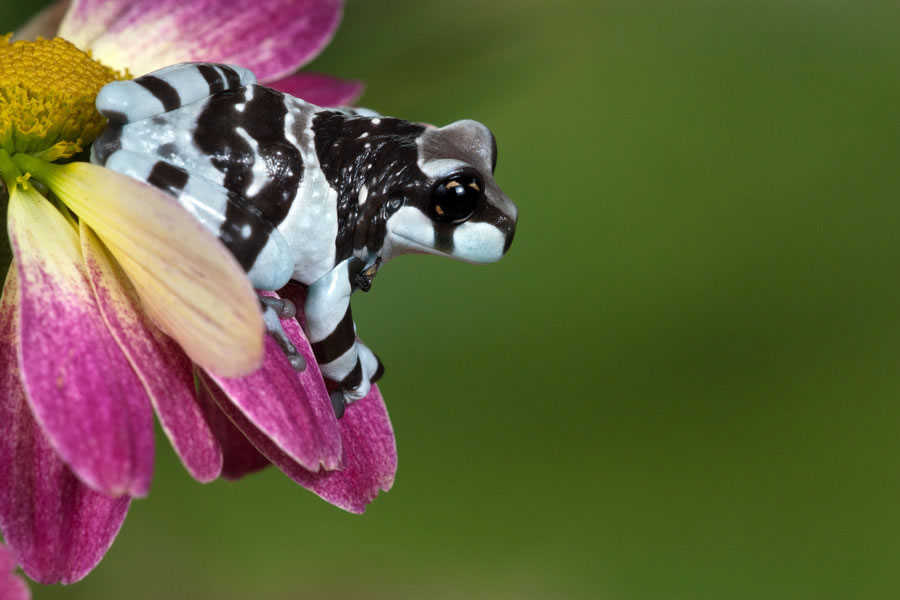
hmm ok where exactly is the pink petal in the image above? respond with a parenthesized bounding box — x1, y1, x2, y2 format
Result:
(62, 0, 344, 81)
(204, 288, 396, 512)
(7, 187, 154, 497)
(0, 268, 131, 585)
(267, 73, 364, 107)
(289, 385, 397, 513)
(81, 225, 223, 483)
(205, 291, 341, 473)
(206, 379, 396, 513)
(0, 543, 30, 600)
(31, 160, 265, 379)
(194, 373, 271, 480)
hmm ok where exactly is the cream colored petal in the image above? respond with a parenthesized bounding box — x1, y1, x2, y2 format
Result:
(29, 160, 264, 377)
(81, 223, 224, 481)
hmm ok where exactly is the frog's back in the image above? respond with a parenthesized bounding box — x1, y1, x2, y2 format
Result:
(92, 64, 336, 288)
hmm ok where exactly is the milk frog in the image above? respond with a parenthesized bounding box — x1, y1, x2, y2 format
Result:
(91, 62, 517, 416)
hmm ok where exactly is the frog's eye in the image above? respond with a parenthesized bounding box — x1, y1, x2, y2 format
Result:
(429, 175, 482, 224)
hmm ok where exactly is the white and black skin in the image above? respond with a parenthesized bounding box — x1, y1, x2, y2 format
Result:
(91, 62, 517, 417)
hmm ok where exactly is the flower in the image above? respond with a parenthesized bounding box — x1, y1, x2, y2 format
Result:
(0, 33, 263, 582)
(17, 0, 365, 107)
(1, 0, 396, 587)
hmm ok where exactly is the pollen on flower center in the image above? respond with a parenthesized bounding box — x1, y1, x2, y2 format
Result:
(0, 35, 126, 162)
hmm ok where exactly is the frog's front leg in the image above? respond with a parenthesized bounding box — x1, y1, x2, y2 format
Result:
(305, 258, 383, 417)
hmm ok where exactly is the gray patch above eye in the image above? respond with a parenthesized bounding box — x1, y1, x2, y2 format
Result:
(417, 157, 468, 179)
(418, 120, 495, 175)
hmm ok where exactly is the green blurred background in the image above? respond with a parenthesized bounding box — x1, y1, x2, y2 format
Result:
(4, 0, 900, 598)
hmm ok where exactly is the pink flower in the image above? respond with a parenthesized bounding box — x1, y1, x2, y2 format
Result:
(18, 0, 364, 106)
(1, 0, 396, 587)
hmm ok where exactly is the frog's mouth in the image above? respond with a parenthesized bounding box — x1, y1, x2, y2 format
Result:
(392, 231, 447, 256)
(385, 207, 449, 257)
(386, 205, 513, 263)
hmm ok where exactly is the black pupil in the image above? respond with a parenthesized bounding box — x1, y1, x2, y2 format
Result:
(429, 175, 481, 224)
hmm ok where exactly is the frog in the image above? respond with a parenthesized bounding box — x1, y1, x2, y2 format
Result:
(90, 62, 517, 417)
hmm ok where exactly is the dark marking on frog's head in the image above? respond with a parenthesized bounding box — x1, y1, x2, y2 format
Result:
(312, 113, 516, 264)
(312, 112, 427, 259)
(385, 119, 517, 263)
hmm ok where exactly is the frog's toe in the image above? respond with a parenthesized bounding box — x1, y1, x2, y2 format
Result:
(286, 352, 307, 371)
(329, 391, 346, 419)
(272, 330, 307, 372)
(260, 295, 296, 319)
(260, 296, 307, 372)
(96, 63, 256, 125)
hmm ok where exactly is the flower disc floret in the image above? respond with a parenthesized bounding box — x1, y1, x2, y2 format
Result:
(0, 35, 125, 161)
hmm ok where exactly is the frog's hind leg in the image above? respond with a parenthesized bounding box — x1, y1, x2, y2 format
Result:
(95, 62, 257, 125)
(95, 147, 294, 292)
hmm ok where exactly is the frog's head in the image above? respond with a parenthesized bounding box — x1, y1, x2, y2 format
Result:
(383, 120, 517, 264)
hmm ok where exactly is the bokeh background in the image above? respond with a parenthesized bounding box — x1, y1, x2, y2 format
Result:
(4, 0, 900, 598)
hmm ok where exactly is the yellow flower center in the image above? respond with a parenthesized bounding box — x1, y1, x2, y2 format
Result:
(0, 35, 127, 162)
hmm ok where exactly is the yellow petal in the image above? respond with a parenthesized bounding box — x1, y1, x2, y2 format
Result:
(23, 159, 264, 377)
